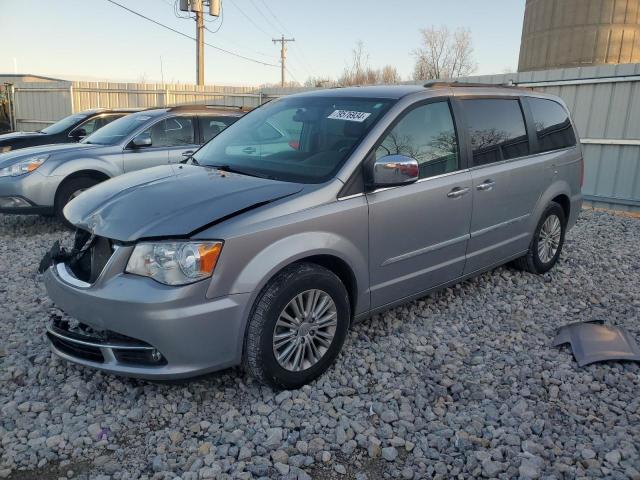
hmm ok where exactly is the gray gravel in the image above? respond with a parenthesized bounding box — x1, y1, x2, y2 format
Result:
(1, 209, 639, 480)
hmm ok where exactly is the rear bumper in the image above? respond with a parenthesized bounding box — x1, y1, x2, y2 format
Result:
(43, 263, 251, 379)
(568, 192, 583, 229)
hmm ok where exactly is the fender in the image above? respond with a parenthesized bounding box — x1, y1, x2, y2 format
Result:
(528, 178, 571, 233)
(47, 157, 121, 179)
(224, 231, 369, 360)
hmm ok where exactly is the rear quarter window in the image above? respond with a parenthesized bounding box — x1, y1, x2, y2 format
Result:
(462, 98, 530, 166)
(527, 98, 577, 152)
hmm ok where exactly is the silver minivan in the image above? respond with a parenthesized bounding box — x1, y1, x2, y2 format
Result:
(42, 84, 583, 389)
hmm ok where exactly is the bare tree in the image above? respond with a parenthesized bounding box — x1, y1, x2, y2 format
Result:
(412, 26, 476, 81)
(381, 65, 401, 84)
(337, 42, 403, 86)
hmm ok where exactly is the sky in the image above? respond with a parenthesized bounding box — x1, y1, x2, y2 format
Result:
(0, 0, 526, 86)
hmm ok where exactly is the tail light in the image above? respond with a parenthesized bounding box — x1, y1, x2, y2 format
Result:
(288, 140, 300, 150)
(579, 157, 584, 188)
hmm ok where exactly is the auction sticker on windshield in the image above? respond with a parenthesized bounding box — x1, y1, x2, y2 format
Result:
(327, 110, 371, 122)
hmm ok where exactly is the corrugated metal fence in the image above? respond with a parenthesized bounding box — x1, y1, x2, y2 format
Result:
(6, 65, 640, 210)
(9, 81, 265, 132)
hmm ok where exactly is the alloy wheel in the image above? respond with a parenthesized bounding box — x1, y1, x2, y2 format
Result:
(272, 289, 337, 372)
(537, 214, 562, 263)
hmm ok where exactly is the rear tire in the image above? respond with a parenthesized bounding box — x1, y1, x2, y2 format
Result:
(512, 201, 566, 274)
(243, 263, 350, 390)
(54, 176, 101, 228)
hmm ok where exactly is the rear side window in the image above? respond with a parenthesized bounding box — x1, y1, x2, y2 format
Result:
(376, 101, 459, 179)
(527, 98, 576, 152)
(463, 99, 530, 166)
(200, 117, 235, 143)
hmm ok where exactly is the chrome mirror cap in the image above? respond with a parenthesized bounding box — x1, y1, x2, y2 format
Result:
(370, 154, 419, 188)
(132, 132, 152, 148)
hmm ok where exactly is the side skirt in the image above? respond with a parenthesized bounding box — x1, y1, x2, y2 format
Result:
(352, 250, 528, 323)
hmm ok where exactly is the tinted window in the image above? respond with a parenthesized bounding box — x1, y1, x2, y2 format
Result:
(200, 117, 236, 143)
(192, 97, 393, 183)
(463, 99, 529, 165)
(146, 117, 195, 147)
(528, 98, 576, 152)
(376, 101, 459, 179)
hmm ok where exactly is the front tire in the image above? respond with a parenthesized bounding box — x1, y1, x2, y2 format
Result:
(54, 176, 100, 228)
(513, 201, 566, 274)
(243, 263, 350, 389)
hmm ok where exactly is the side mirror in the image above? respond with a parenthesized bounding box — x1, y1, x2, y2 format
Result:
(369, 154, 419, 188)
(131, 132, 152, 148)
(70, 128, 87, 140)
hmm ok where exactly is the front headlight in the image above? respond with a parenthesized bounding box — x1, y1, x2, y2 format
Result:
(125, 241, 223, 286)
(0, 154, 48, 177)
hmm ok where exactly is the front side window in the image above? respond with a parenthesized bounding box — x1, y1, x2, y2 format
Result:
(463, 99, 530, 166)
(83, 113, 158, 145)
(200, 117, 236, 143)
(528, 98, 576, 152)
(70, 114, 122, 137)
(192, 96, 394, 183)
(376, 101, 459, 179)
(145, 117, 195, 147)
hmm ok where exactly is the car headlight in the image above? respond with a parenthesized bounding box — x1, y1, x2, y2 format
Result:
(0, 154, 48, 177)
(0, 146, 12, 153)
(125, 241, 223, 286)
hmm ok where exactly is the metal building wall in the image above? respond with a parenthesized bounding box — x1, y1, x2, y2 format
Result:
(519, 0, 640, 71)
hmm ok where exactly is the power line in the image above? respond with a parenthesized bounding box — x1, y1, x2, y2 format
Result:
(225, 0, 272, 38)
(258, 0, 290, 35)
(252, 0, 316, 78)
(248, 0, 280, 35)
(104, 0, 278, 67)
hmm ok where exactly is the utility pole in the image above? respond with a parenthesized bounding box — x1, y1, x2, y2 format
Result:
(272, 35, 295, 87)
(179, 0, 220, 86)
(195, 4, 204, 85)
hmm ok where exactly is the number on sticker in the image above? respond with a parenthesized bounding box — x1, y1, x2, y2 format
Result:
(327, 110, 372, 122)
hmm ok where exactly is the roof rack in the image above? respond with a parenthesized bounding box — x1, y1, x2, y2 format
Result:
(165, 104, 253, 112)
(423, 80, 524, 89)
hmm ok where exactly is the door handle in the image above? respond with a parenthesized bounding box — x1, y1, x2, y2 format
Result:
(476, 180, 495, 191)
(447, 187, 470, 199)
(243, 147, 256, 154)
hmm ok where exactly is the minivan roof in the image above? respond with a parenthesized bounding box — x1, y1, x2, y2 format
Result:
(286, 83, 533, 100)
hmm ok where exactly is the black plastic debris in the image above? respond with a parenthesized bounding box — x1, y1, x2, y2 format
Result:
(552, 320, 640, 367)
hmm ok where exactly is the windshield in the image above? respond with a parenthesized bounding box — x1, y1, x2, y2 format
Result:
(82, 113, 154, 145)
(192, 96, 394, 183)
(40, 113, 88, 135)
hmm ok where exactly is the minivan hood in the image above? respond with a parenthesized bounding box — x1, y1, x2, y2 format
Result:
(0, 131, 44, 141)
(64, 164, 304, 242)
(0, 142, 99, 166)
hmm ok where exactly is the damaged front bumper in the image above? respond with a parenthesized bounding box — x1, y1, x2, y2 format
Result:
(42, 239, 252, 379)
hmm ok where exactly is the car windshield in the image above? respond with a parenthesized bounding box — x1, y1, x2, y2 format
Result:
(40, 113, 88, 134)
(192, 96, 394, 183)
(81, 113, 154, 145)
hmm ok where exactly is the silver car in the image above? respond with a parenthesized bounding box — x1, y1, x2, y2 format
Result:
(0, 106, 243, 221)
(42, 84, 583, 388)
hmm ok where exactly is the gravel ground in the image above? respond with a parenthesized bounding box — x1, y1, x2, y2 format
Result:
(1, 209, 639, 480)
